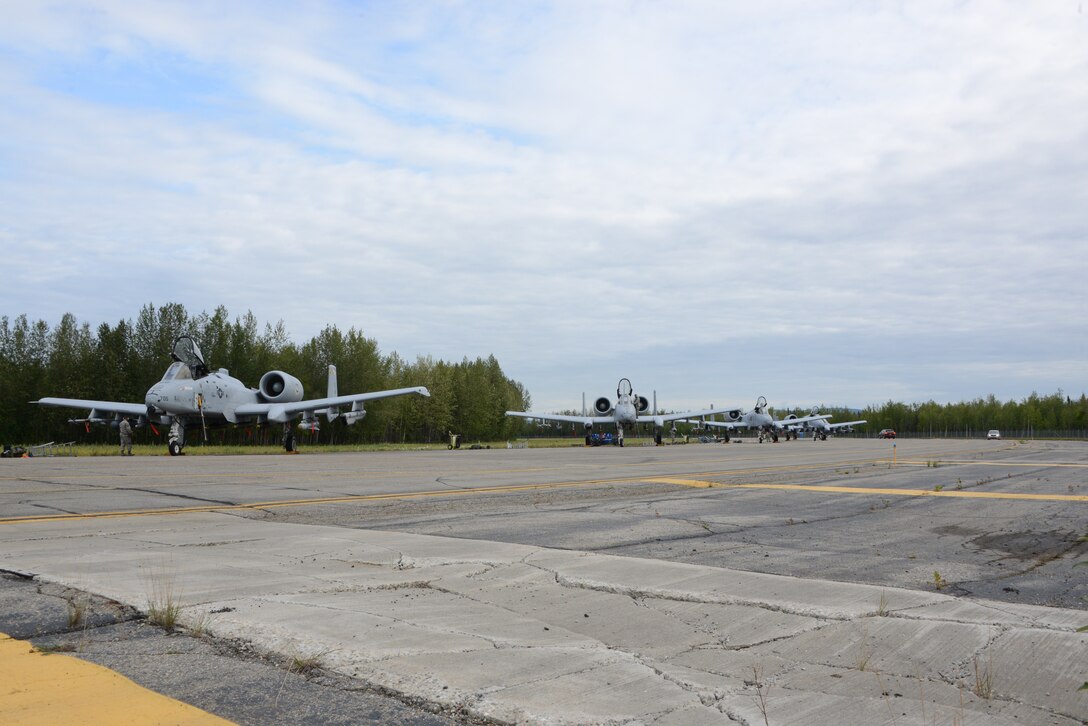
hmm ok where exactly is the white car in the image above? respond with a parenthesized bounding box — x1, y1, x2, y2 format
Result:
(987, 430, 1001, 439)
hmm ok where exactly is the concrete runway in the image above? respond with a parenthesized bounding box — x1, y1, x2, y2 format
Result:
(1, 438, 1086, 724)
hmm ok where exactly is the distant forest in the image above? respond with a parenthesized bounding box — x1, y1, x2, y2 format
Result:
(1, 305, 1085, 447)
(783, 393, 1088, 440)
(0, 304, 530, 446)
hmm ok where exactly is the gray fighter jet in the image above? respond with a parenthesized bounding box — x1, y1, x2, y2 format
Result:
(506, 378, 734, 446)
(684, 396, 830, 442)
(784, 408, 867, 440)
(34, 335, 430, 455)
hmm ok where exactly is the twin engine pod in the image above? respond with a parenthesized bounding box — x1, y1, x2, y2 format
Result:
(594, 395, 651, 414)
(725, 409, 743, 421)
(258, 370, 304, 403)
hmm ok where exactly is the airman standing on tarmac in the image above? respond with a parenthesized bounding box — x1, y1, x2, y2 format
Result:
(119, 416, 133, 456)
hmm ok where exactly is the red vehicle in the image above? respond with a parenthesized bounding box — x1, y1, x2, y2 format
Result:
(878, 429, 896, 439)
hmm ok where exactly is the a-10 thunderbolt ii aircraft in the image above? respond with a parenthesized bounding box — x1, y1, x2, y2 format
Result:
(684, 396, 830, 442)
(34, 335, 430, 455)
(784, 408, 867, 440)
(505, 378, 734, 446)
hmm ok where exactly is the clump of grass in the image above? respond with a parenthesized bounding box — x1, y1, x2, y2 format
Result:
(66, 596, 87, 628)
(973, 653, 994, 699)
(877, 590, 889, 617)
(855, 624, 873, 671)
(932, 571, 945, 591)
(933, 484, 944, 492)
(185, 609, 214, 637)
(286, 647, 335, 679)
(145, 568, 182, 632)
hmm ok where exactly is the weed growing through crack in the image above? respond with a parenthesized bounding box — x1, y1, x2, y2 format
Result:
(749, 663, 771, 726)
(145, 567, 182, 632)
(933, 484, 944, 492)
(855, 624, 873, 672)
(185, 609, 214, 637)
(66, 596, 87, 628)
(877, 590, 889, 617)
(289, 652, 325, 677)
(932, 571, 945, 591)
(973, 652, 994, 699)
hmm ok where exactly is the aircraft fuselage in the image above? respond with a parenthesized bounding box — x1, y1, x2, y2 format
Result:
(145, 369, 259, 422)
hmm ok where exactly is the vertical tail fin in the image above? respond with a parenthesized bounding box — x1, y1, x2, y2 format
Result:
(325, 365, 341, 422)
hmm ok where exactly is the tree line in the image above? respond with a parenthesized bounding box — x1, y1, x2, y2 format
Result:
(843, 392, 1088, 439)
(2, 305, 1084, 447)
(0, 304, 530, 447)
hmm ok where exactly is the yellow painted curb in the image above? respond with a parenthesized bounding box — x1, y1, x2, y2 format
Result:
(0, 631, 233, 725)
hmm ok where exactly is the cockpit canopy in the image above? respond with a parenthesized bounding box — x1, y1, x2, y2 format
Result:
(170, 335, 209, 378)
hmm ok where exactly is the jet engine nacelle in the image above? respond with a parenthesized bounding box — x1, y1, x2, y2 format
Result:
(343, 401, 366, 425)
(636, 395, 650, 413)
(259, 371, 304, 403)
(784, 414, 798, 422)
(725, 410, 743, 421)
(594, 397, 612, 415)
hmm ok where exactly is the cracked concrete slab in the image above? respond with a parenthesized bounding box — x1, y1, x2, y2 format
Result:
(2, 511, 1084, 725)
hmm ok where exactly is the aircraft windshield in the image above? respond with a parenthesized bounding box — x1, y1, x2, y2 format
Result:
(161, 361, 193, 381)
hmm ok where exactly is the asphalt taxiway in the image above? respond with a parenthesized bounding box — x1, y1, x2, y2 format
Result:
(1, 438, 1085, 724)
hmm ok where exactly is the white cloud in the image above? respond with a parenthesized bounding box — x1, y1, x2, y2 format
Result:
(0, 1, 1085, 411)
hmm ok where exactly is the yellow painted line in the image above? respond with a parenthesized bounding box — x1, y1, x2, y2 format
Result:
(6, 451, 1085, 526)
(643, 478, 1088, 502)
(895, 460, 1088, 468)
(0, 476, 655, 525)
(0, 631, 233, 725)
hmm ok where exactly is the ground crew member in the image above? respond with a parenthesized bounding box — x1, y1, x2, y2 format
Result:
(119, 416, 133, 456)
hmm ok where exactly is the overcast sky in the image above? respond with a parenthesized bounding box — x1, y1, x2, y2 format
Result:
(1, 1, 1085, 412)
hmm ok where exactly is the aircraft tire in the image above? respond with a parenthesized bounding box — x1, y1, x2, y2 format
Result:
(168, 441, 182, 457)
(284, 432, 296, 453)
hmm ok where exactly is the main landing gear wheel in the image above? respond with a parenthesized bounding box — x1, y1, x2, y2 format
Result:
(168, 441, 182, 456)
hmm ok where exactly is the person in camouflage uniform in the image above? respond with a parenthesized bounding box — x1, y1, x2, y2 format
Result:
(119, 416, 133, 456)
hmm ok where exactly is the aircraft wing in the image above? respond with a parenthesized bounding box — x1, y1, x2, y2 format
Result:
(33, 398, 149, 420)
(505, 411, 617, 426)
(234, 386, 430, 423)
(652, 407, 738, 425)
(772, 413, 831, 428)
(828, 419, 867, 429)
(679, 418, 742, 430)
